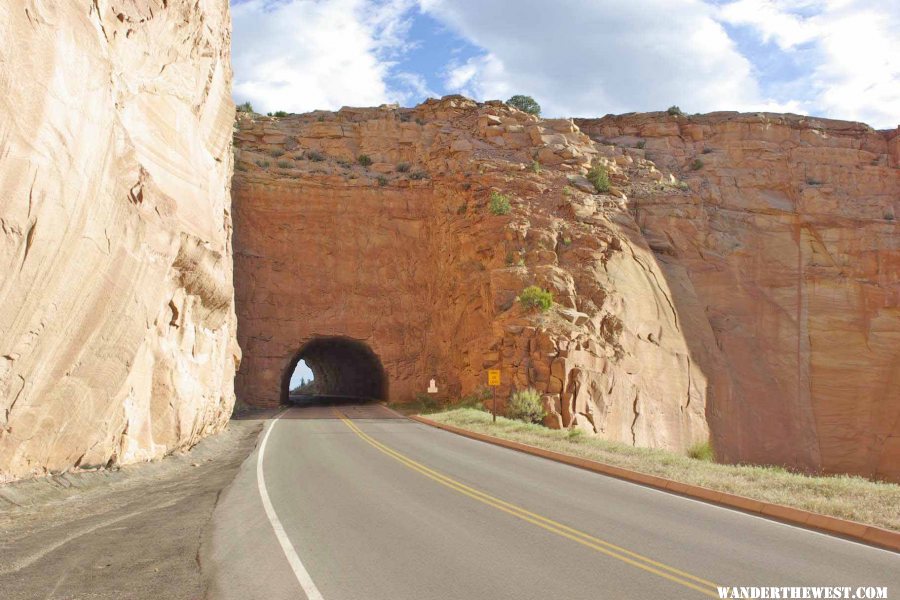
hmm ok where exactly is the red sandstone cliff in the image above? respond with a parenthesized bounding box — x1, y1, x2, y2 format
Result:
(0, 1, 238, 482)
(576, 112, 900, 480)
(234, 100, 898, 482)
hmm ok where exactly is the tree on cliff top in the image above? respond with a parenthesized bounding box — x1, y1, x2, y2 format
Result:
(507, 95, 541, 116)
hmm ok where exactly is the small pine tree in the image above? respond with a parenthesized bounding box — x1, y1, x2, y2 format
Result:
(506, 95, 541, 116)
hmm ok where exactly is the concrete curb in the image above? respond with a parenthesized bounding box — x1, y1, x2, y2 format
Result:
(409, 415, 900, 553)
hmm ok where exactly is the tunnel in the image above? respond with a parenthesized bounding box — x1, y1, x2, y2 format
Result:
(282, 337, 387, 404)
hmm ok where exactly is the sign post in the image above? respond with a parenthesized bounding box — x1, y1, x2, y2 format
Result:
(487, 369, 501, 423)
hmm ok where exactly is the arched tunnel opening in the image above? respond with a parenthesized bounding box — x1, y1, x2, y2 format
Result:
(282, 337, 387, 405)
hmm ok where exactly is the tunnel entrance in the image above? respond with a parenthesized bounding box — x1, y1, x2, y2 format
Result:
(282, 337, 387, 405)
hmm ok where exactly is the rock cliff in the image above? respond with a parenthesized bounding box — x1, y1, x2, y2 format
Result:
(233, 98, 710, 455)
(234, 100, 899, 481)
(0, 0, 238, 482)
(575, 113, 900, 481)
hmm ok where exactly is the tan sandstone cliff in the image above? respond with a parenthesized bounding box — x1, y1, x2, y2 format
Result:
(0, 0, 238, 482)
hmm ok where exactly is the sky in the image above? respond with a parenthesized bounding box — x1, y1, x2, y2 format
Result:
(230, 0, 899, 130)
(290, 359, 314, 389)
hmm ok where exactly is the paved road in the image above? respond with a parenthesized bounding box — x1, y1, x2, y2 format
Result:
(203, 404, 899, 599)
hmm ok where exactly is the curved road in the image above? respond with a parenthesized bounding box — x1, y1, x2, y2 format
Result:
(203, 404, 899, 599)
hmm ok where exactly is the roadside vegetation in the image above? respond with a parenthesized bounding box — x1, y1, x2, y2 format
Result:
(415, 407, 900, 532)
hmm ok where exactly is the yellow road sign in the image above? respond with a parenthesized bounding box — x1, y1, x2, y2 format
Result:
(487, 369, 501, 386)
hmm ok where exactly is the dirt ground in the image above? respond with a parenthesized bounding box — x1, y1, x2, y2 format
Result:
(0, 414, 268, 600)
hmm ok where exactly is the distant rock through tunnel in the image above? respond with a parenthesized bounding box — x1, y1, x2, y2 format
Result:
(283, 337, 387, 404)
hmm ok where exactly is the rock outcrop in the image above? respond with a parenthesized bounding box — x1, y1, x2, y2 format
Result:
(233, 97, 710, 454)
(0, 1, 238, 482)
(234, 100, 899, 481)
(576, 112, 900, 480)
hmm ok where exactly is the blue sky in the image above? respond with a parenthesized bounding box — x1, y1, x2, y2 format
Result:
(231, 0, 898, 128)
(290, 359, 313, 390)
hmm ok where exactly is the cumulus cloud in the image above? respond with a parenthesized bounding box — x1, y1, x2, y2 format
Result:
(718, 0, 900, 128)
(231, 0, 415, 113)
(418, 0, 781, 117)
(230, 0, 899, 128)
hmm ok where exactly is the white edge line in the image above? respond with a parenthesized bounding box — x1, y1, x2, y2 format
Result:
(257, 409, 326, 600)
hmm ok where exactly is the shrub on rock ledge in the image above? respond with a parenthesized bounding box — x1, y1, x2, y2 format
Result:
(587, 164, 610, 193)
(506, 94, 541, 116)
(518, 285, 553, 311)
(489, 191, 511, 215)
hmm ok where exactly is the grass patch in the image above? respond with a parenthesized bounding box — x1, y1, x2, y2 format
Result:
(306, 151, 325, 162)
(422, 408, 900, 532)
(691, 159, 704, 171)
(688, 440, 714, 462)
(376, 175, 388, 187)
(276, 160, 293, 169)
(357, 154, 373, 167)
(396, 162, 410, 173)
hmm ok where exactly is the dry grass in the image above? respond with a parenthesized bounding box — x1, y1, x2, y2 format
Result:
(424, 408, 900, 532)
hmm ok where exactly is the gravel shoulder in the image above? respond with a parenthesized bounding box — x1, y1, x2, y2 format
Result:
(0, 414, 268, 600)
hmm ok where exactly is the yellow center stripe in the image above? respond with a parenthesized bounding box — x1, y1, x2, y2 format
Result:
(335, 410, 721, 598)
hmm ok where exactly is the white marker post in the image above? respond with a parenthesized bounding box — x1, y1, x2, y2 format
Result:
(427, 378, 438, 394)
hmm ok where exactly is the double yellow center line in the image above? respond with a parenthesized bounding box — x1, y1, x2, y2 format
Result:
(335, 410, 721, 598)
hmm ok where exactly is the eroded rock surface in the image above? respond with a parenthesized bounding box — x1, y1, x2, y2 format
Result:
(0, 1, 238, 482)
(233, 97, 710, 454)
(576, 112, 900, 480)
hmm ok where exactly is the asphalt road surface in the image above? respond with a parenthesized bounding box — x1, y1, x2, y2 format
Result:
(202, 404, 900, 599)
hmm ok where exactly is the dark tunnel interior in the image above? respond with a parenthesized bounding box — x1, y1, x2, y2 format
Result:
(283, 337, 387, 405)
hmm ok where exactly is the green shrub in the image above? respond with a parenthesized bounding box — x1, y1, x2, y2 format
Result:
(567, 428, 584, 441)
(336, 159, 350, 169)
(677, 181, 690, 191)
(530, 160, 542, 174)
(506, 95, 541, 116)
(409, 171, 429, 180)
(636, 140, 646, 149)
(688, 440, 715, 462)
(376, 175, 388, 187)
(357, 154, 373, 167)
(270, 149, 284, 158)
(317, 115, 325, 122)
(691, 159, 704, 171)
(586, 164, 610, 193)
(489, 191, 511, 215)
(255, 159, 269, 168)
(562, 236, 572, 246)
(306, 151, 325, 162)
(277, 160, 292, 169)
(235, 163, 248, 172)
(415, 117, 426, 126)
(396, 162, 410, 173)
(702, 147, 713, 154)
(236, 101, 254, 113)
(518, 285, 553, 311)
(506, 388, 545, 423)
(272, 110, 289, 118)
(667, 105, 684, 116)
(886, 213, 896, 221)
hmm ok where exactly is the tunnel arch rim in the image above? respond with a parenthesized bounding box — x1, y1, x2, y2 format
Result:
(281, 335, 389, 405)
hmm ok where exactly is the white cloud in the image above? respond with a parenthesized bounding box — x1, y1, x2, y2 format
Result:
(419, 0, 783, 117)
(717, 0, 900, 127)
(231, 0, 415, 113)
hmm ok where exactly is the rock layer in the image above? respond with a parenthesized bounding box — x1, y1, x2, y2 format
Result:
(0, 0, 238, 482)
(577, 112, 900, 480)
(233, 98, 709, 454)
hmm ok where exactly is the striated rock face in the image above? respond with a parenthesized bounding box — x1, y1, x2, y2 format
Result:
(0, 1, 239, 482)
(576, 113, 900, 480)
(233, 97, 710, 454)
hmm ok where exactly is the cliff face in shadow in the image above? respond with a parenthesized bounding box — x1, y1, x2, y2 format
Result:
(0, 1, 239, 482)
(577, 112, 900, 480)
